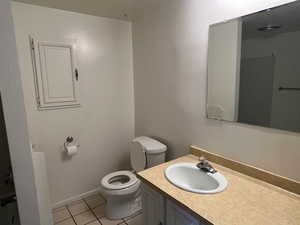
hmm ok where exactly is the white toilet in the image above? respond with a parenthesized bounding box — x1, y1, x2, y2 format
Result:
(100, 136, 167, 220)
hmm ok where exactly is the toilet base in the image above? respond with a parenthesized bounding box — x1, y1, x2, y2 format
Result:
(105, 193, 142, 219)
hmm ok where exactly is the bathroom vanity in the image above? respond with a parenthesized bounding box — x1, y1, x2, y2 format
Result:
(142, 182, 206, 225)
(138, 148, 300, 225)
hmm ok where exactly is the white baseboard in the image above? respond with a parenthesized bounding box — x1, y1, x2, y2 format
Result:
(52, 187, 102, 209)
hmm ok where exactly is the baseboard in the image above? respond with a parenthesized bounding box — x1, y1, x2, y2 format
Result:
(52, 187, 102, 209)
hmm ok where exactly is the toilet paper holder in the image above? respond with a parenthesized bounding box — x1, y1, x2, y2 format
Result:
(64, 136, 80, 149)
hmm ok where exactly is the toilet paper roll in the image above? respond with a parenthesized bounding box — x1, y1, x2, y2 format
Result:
(66, 145, 78, 156)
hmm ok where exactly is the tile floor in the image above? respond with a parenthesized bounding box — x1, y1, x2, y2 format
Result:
(52, 193, 143, 225)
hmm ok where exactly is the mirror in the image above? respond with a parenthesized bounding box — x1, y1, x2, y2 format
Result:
(207, 1, 300, 133)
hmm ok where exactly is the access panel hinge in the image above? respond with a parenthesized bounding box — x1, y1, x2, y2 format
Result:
(75, 68, 79, 81)
(36, 97, 40, 106)
(30, 38, 35, 51)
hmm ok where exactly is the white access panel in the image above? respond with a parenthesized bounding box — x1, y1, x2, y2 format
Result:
(30, 36, 80, 110)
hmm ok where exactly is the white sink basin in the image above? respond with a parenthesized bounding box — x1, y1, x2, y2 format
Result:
(165, 162, 228, 194)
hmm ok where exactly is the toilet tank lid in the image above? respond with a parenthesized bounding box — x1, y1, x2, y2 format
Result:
(132, 136, 167, 154)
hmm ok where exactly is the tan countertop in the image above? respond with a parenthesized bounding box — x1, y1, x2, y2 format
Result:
(137, 154, 300, 225)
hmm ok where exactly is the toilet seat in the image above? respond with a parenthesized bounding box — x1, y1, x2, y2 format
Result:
(101, 171, 138, 190)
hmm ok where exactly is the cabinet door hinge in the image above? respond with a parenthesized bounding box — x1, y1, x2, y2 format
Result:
(30, 38, 35, 51)
(36, 97, 40, 105)
(75, 68, 79, 81)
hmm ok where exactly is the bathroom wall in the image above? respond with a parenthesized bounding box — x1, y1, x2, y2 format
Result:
(132, 0, 300, 181)
(0, 0, 40, 223)
(11, 2, 135, 205)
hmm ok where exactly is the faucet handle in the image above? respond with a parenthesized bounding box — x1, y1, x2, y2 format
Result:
(199, 156, 210, 167)
(199, 156, 205, 161)
(199, 156, 208, 163)
(197, 156, 217, 174)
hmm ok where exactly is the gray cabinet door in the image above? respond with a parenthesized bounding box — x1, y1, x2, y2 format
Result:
(141, 183, 165, 225)
(166, 200, 200, 225)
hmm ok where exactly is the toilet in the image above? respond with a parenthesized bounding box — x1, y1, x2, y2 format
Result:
(100, 136, 167, 220)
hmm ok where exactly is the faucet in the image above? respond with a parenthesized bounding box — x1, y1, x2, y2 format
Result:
(196, 156, 217, 174)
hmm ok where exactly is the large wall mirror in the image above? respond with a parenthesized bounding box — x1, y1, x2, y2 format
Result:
(207, 1, 300, 133)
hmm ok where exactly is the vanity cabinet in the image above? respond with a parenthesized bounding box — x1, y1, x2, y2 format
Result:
(141, 183, 165, 225)
(166, 200, 200, 225)
(141, 183, 205, 225)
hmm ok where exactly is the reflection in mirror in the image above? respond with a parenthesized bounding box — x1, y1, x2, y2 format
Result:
(207, 1, 300, 133)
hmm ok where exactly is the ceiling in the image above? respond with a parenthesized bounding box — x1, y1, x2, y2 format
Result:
(242, 1, 300, 39)
(12, 0, 140, 21)
(15, 0, 300, 35)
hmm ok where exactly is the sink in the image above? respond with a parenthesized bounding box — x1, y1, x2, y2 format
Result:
(165, 162, 228, 194)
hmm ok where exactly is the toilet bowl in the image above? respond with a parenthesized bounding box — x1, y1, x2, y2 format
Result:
(101, 171, 141, 219)
(100, 136, 167, 220)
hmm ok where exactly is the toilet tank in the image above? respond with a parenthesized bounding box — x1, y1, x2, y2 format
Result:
(130, 136, 167, 172)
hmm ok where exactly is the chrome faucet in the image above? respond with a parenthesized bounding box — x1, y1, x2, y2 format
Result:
(196, 156, 217, 174)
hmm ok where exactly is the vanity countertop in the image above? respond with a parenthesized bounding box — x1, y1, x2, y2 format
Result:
(137, 154, 300, 225)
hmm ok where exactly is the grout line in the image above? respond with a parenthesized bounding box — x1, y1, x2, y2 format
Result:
(53, 206, 67, 213)
(98, 193, 107, 204)
(118, 219, 128, 225)
(54, 216, 72, 225)
(58, 193, 140, 225)
(123, 210, 142, 222)
(90, 201, 106, 210)
(66, 205, 78, 225)
(120, 218, 127, 225)
(70, 209, 91, 217)
(82, 198, 103, 225)
(66, 199, 91, 217)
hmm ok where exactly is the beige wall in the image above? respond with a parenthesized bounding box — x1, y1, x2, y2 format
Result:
(0, 0, 40, 224)
(132, 0, 300, 181)
(12, 2, 135, 205)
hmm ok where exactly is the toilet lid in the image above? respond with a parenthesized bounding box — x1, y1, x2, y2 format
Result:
(130, 142, 147, 172)
(101, 171, 138, 190)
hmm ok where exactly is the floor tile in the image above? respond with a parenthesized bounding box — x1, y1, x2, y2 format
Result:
(86, 221, 101, 225)
(68, 199, 84, 206)
(53, 207, 71, 223)
(99, 193, 106, 200)
(74, 210, 97, 225)
(124, 211, 142, 221)
(68, 200, 89, 216)
(85, 193, 104, 200)
(55, 218, 76, 225)
(53, 206, 67, 213)
(99, 217, 124, 225)
(126, 214, 143, 225)
(84, 194, 106, 208)
(92, 204, 106, 218)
